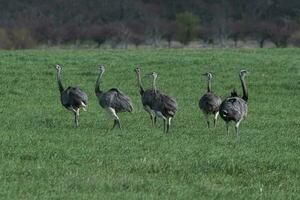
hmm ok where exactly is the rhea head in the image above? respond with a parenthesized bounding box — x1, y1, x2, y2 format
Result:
(55, 64, 61, 71)
(147, 72, 158, 80)
(99, 65, 105, 73)
(203, 72, 213, 80)
(239, 69, 248, 78)
(134, 67, 141, 74)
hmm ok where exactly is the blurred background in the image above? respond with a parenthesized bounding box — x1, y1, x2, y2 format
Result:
(1, 0, 300, 49)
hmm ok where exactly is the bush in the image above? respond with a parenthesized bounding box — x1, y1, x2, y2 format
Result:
(10, 27, 36, 49)
(289, 30, 300, 47)
(0, 27, 12, 49)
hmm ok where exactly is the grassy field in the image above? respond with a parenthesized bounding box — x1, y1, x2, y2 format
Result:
(0, 48, 299, 199)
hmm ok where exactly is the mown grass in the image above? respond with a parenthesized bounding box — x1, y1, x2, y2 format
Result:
(0, 48, 299, 199)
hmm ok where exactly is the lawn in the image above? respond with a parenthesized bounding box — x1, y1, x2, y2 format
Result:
(0, 48, 299, 199)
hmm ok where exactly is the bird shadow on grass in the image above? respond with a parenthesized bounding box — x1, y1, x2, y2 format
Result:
(19, 154, 38, 162)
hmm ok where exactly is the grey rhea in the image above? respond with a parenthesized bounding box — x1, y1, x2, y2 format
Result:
(134, 67, 158, 126)
(219, 70, 248, 138)
(54, 64, 88, 126)
(95, 65, 133, 129)
(199, 72, 222, 128)
(146, 72, 178, 134)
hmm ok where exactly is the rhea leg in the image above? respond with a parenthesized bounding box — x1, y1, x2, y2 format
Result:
(166, 117, 172, 133)
(74, 109, 79, 126)
(112, 119, 121, 129)
(67, 106, 78, 126)
(213, 111, 219, 127)
(74, 113, 78, 126)
(204, 113, 210, 128)
(163, 119, 166, 133)
(106, 107, 121, 130)
(117, 119, 121, 129)
(144, 106, 155, 127)
(225, 121, 229, 134)
(235, 119, 243, 140)
(150, 114, 155, 126)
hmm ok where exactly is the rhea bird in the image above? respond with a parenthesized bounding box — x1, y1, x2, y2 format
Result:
(95, 65, 133, 129)
(219, 70, 248, 138)
(199, 72, 222, 128)
(146, 72, 178, 133)
(54, 64, 88, 126)
(134, 67, 158, 126)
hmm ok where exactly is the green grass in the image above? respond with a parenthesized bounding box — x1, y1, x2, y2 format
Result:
(0, 48, 299, 199)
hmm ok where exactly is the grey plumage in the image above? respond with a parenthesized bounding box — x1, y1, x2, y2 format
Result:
(219, 70, 248, 138)
(134, 67, 158, 126)
(146, 72, 178, 133)
(199, 72, 221, 128)
(54, 64, 88, 126)
(95, 65, 133, 129)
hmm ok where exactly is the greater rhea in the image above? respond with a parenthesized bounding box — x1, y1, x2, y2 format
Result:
(54, 64, 88, 126)
(219, 70, 248, 138)
(95, 65, 133, 129)
(146, 72, 178, 133)
(199, 72, 221, 128)
(134, 67, 157, 126)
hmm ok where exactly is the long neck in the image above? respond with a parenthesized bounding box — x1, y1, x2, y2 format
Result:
(152, 76, 157, 92)
(207, 78, 212, 92)
(56, 70, 64, 93)
(135, 71, 144, 94)
(240, 76, 248, 102)
(95, 70, 104, 94)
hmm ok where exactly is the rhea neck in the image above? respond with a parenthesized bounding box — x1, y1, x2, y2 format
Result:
(240, 75, 248, 102)
(95, 69, 105, 94)
(207, 77, 212, 92)
(56, 69, 64, 93)
(135, 70, 144, 94)
(152, 75, 157, 92)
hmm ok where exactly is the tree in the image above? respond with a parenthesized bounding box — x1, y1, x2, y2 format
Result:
(176, 11, 200, 45)
(209, 1, 232, 47)
(268, 19, 297, 48)
(196, 26, 214, 46)
(250, 21, 271, 48)
(87, 25, 115, 47)
(162, 21, 178, 48)
(1, 0, 300, 48)
(228, 20, 250, 47)
(128, 22, 145, 47)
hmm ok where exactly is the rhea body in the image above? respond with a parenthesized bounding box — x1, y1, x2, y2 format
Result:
(199, 72, 221, 128)
(147, 72, 178, 133)
(95, 65, 133, 129)
(54, 64, 88, 126)
(219, 70, 248, 138)
(134, 67, 158, 126)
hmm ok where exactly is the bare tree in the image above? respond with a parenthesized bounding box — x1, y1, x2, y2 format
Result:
(162, 21, 178, 48)
(228, 20, 250, 47)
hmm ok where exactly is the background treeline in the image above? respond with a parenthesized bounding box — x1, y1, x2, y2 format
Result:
(1, 0, 300, 49)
